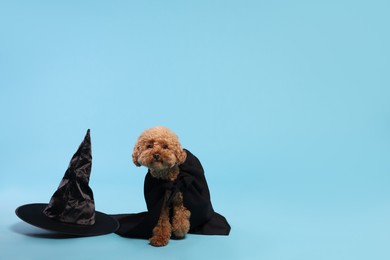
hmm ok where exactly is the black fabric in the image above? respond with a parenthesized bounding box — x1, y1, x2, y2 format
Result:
(43, 129, 95, 225)
(113, 149, 231, 238)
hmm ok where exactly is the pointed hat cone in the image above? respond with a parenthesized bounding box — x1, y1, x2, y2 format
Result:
(43, 129, 95, 225)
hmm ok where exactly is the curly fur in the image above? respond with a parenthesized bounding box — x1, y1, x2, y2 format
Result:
(132, 126, 190, 246)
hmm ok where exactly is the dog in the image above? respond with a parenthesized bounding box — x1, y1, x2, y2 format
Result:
(132, 126, 191, 246)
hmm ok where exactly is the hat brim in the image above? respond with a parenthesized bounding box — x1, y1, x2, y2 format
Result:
(16, 203, 119, 236)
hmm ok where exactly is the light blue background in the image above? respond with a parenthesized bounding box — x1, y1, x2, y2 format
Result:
(1, 1, 389, 259)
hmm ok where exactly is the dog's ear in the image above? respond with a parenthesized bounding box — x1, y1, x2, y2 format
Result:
(176, 148, 187, 165)
(132, 145, 141, 167)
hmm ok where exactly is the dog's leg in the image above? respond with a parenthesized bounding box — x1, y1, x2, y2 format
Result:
(171, 192, 191, 238)
(149, 191, 172, 246)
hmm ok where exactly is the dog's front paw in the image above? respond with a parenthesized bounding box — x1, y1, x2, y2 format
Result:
(149, 223, 171, 247)
(172, 225, 189, 239)
(149, 235, 170, 247)
(172, 209, 191, 239)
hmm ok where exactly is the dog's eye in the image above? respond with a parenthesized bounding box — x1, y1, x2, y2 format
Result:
(147, 144, 153, 149)
(162, 144, 168, 149)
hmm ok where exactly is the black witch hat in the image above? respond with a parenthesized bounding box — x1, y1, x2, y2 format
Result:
(16, 130, 119, 236)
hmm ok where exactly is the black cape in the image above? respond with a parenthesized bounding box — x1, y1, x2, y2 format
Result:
(113, 149, 231, 239)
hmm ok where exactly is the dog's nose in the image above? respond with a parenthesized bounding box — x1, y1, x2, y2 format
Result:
(153, 153, 160, 160)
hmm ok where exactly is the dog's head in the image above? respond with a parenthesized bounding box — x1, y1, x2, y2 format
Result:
(132, 126, 187, 171)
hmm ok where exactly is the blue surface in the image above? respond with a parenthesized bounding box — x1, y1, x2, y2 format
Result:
(1, 1, 390, 259)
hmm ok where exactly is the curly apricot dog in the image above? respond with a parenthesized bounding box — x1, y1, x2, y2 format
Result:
(132, 126, 190, 246)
